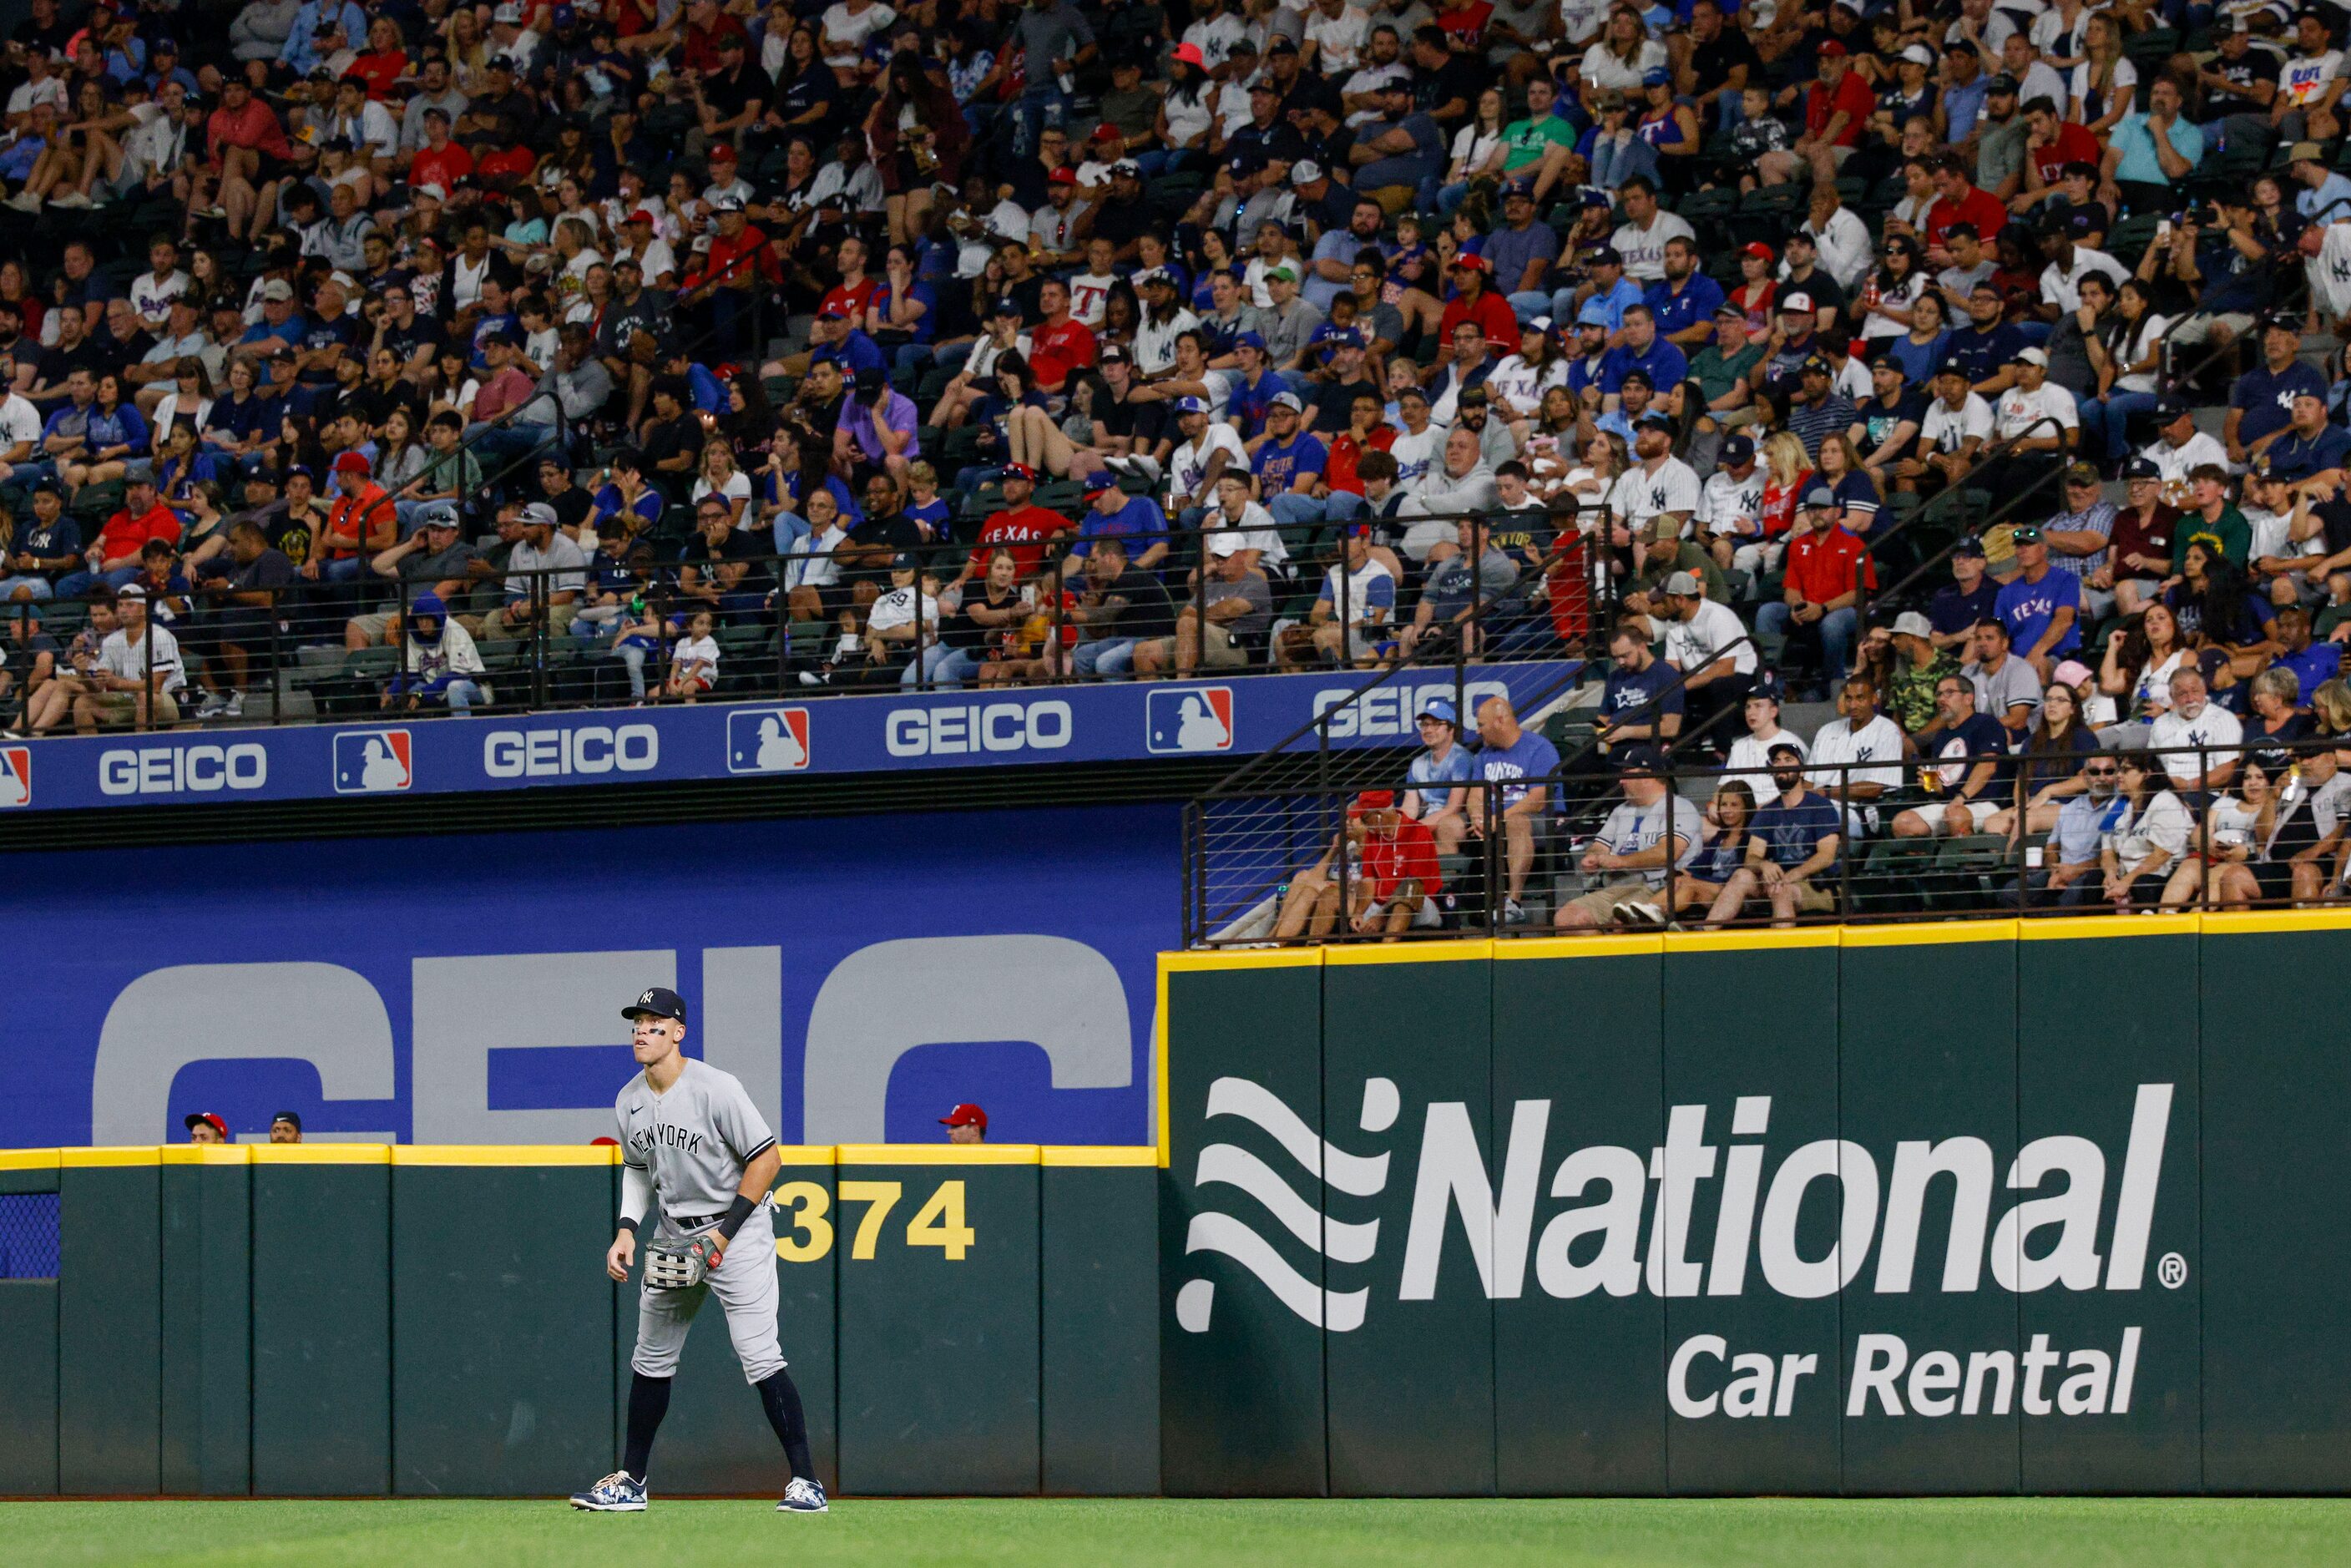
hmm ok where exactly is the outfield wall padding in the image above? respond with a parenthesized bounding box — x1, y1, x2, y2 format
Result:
(1156, 914, 2351, 1497)
(0, 1141, 1155, 1500)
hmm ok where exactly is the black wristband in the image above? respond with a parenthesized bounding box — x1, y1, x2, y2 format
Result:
(716, 1193, 757, 1242)
(617, 1216, 641, 1237)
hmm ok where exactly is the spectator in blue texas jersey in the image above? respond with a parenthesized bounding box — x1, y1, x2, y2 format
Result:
(1252, 392, 1352, 531)
(2228, 316, 2328, 465)
(1596, 304, 1688, 406)
(1891, 673, 2014, 838)
(1465, 693, 1562, 927)
(1643, 237, 1728, 352)
(1995, 524, 2083, 678)
(1403, 695, 1476, 857)
(1592, 615, 1685, 762)
(1701, 742, 1843, 928)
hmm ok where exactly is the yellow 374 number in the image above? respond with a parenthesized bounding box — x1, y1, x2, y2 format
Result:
(770, 1178, 973, 1263)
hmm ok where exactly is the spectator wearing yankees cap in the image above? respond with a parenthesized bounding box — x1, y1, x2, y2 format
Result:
(940, 1105, 988, 1145)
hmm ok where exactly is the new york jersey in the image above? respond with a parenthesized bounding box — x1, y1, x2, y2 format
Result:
(616, 1058, 776, 1218)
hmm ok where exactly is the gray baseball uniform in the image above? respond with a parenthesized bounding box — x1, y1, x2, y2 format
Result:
(618, 1057, 786, 1384)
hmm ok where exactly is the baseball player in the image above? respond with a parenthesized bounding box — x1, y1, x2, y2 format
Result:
(570, 985, 828, 1515)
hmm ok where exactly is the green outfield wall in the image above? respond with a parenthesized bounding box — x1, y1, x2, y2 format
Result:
(1156, 913, 2351, 1497)
(0, 1143, 1156, 1499)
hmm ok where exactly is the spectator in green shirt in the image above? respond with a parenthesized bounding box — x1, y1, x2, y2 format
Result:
(2174, 464, 2251, 572)
(1499, 78, 1580, 178)
(1690, 306, 1763, 417)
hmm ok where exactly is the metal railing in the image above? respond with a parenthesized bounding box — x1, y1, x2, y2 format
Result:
(1184, 737, 2351, 946)
(0, 508, 1595, 735)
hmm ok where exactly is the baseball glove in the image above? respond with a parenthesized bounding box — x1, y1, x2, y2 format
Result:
(641, 1234, 723, 1290)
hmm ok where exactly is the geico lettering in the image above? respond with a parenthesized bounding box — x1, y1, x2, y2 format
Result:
(1312, 679, 1514, 738)
(483, 724, 659, 777)
(98, 742, 269, 797)
(1388, 1084, 2175, 1302)
(886, 701, 1073, 757)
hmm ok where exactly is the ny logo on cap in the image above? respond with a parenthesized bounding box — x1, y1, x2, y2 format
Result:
(639, 989, 657, 1008)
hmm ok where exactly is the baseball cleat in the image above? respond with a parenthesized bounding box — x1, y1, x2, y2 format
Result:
(777, 1477, 828, 1513)
(569, 1471, 648, 1510)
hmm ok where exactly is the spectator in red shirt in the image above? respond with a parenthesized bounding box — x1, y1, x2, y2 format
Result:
(202, 79, 292, 245)
(1758, 483, 1876, 686)
(1026, 279, 1096, 394)
(960, 465, 1069, 584)
(408, 108, 473, 194)
(1922, 155, 2008, 262)
(2016, 99, 2101, 211)
(670, 0, 751, 74)
(82, 476, 180, 589)
(683, 198, 778, 357)
(817, 235, 878, 324)
(1270, 790, 1444, 940)
(1792, 40, 1874, 186)
(1438, 255, 1518, 356)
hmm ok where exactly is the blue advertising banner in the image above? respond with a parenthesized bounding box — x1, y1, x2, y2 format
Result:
(0, 662, 1577, 813)
(0, 803, 1178, 1150)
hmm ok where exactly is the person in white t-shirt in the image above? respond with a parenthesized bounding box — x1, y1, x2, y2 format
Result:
(127, 239, 190, 330)
(1808, 674, 1909, 836)
(663, 608, 722, 701)
(77, 584, 185, 730)
(1166, 397, 1248, 522)
(1607, 419, 1703, 539)
(820, 0, 898, 69)
(1660, 568, 1760, 741)
(1065, 236, 1119, 329)
(1723, 683, 1810, 801)
(2146, 666, 2245, 792)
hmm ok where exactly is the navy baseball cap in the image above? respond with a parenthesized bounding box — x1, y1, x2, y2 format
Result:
(1616, 743, 1666, 773)
(2123, 457, 2161, 480)
(1953, 535, 1987, 559)
(623, 985, 688, 1024)
(1721, 433, 1755, 465)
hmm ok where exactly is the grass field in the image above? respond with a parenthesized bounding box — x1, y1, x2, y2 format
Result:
(5, 1497, 2350, 1567)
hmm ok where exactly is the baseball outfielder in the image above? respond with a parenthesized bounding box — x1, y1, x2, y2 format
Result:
(570, 985, 827, 1514)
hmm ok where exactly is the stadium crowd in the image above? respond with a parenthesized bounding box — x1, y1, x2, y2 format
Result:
(0, 0, 2342, 751)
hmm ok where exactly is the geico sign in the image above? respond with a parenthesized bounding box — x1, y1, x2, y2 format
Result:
(886, 700, 1072, 757)
(1311, 678, 1512, 738)
(483, 722, 659, 778)
(99, 742, 268, 796)
(1177, 1080, 2175, 1336)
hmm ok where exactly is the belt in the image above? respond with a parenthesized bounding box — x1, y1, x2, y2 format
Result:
(669, 1211, 722, 1231)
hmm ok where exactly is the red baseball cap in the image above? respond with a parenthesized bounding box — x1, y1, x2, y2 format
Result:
(1049, 168, 1078, 186)
(1002, 463, 1037, 482)
(333, 451, 371, 473)
(708, 142, 736, 161)
(1742, 241, 1774, 262)
(1352, 789, 1397, 811)
(1090, 122, 1122, 142)
(625, 208, 655, 225)
(1173, 42, 1207, 67)
(183, 1111, 228, 1138)
(939, 1103, 988, 1131)
(1818, 39, 1848, 56)
(1450, 252, 1489, 272)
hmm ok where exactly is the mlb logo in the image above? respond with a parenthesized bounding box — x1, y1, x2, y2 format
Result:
(727, 707, 811, 774)
(332, 729, 412, 794)
(0, 745, 28, 808)
(1146, 686, 1235, 755)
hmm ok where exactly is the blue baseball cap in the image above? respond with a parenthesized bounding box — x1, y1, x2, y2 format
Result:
(1641, 66, 1671, 87)
(1417, 696, 1459, 726)
(1575, 300, 1613, 327)
(1233, 330, 1267, 352)
(1174, 395, 1209, 414)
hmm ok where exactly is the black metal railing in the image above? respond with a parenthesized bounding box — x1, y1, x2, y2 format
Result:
(1184, 737, 2351, 946)
(0, 508, 1595, 735)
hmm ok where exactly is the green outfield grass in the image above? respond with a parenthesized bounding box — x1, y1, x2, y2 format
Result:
(4, 1497, 2350, 1567)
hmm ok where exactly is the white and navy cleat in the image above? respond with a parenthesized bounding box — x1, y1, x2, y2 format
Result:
(569, 1471, 648, 1511)
(777, 1476, 829, 1513)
